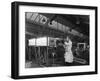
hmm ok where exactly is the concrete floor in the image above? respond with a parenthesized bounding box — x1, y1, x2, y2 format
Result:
(25, 57, 88, 68)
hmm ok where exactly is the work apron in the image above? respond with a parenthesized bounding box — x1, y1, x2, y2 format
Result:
(64, 41, 73, 63)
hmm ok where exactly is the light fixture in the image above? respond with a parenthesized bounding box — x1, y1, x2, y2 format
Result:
(42, 18, 46, 22)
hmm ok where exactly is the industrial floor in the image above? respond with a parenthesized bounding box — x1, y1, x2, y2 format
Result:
(25, 57, 89, 68)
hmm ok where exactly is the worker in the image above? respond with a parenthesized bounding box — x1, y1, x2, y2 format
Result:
(64, 36, 74, 66)
(56, 40, 65, 65)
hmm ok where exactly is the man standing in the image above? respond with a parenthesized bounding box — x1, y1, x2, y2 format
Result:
(64, 36, 74, 66)
(56, 40, 65, 65)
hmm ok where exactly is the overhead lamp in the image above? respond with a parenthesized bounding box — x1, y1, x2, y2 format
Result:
(49, 21, 52, 25)
(49, 15, 57, 25)
(42, 18, 46, 22)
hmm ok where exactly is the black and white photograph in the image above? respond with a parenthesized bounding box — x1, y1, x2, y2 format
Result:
(25, 12, 90, 68)
(11, 1, 97, 79)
